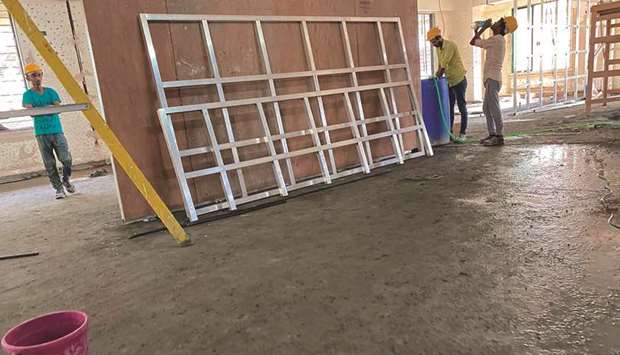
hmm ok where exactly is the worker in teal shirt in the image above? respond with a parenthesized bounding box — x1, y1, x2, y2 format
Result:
(22, 63, 76, 199)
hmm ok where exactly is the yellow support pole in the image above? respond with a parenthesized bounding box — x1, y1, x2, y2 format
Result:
(2, 0, 191, 246)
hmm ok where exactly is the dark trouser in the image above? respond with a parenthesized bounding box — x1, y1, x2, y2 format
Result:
(449, 77, 468, 135)
(36, 133, 72, 191)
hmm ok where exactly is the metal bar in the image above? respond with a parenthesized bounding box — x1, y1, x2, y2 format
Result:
(201, 20, 248, 197)
(195, 189, 281, 215)
(376, 21, 405, 152)
(4, 1, 189, 245)
(0, 252, 39, 261)
(157, 110, 198, 221)
(185, 138, 354, 178)
(396, 19, 433, 156)
(139, 14, 168, 108)
(163, 81, 411, 114)
(378, 87, 404, 165)
(527, 0, 533, 109)
(255, 20, 296, 185)
(513, 0, 519, 112)
(303, 97, 332, 183)
(0, 103, 88, 120)
(160, 64, 407, 90)
(201, 108, 237, 210)
(564, 0, 572, 102)
(343, 93, 370, 174)
(300, 20, 338, 176)
(553, 0, 560, 104)
(574, 0, 581, 100)
(256, 103, 288, 196)
(144, 13, 401, 23)
(540, 0, 545, 107)
(341, 21, 373, 165)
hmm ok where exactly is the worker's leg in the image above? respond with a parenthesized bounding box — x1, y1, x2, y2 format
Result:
(52, 133, 74, 189)
(36, 135, 62, 191)
(454, 78, 469, 135)
(486, 79, 503, 136)
(449, 85, 457, 134)
(482, 80, 496, 136)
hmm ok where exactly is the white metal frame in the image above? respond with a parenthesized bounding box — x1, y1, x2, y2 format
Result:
(141, 14, 433, 221)
(512, 0, 592, 113)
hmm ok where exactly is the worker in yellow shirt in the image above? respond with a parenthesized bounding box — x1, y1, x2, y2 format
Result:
(427, 27, 468, 143)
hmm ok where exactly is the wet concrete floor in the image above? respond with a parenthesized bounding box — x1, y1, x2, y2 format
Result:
(1, 108, 619, 354)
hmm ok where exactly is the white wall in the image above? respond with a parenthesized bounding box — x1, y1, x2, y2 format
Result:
(418, 0, 477, 101)
(0, 0, 109, 178)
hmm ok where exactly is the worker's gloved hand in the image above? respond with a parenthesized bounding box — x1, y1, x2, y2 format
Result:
(435, 68, 446, 78)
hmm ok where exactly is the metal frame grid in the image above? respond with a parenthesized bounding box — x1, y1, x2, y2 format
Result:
(140, 14, 433, 221)
(511, 0, 592, 113)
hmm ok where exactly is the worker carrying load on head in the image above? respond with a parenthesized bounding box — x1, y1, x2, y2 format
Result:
(470, 16, 518, 147)
(22, 63, 76, 199)
(427, 26, 469, 143)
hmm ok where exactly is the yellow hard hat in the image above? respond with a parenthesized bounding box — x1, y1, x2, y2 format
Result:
(24, 63, 42, 75)
(504, 16, 518, 34)
(427, 27, 442, 41)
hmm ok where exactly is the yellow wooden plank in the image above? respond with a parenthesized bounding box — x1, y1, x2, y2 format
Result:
(2, 0, 191, 246)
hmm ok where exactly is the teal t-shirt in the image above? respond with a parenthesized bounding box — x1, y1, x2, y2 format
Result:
(22, 87, 63, 136)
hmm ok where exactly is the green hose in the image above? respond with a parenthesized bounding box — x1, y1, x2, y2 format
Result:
(432, 77, 462, 143)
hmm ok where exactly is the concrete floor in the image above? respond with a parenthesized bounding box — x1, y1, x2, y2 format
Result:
(1, 104, 619, 354)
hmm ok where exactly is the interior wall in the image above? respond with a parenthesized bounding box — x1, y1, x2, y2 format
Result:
(83, 0, 421, 222)
(418, 0, 476, 101)
(0, 0, 109, 178)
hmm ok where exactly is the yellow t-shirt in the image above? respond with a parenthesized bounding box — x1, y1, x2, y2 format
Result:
(437, 39, 467, 87)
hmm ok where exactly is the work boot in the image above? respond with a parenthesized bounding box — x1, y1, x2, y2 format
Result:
(479, 135, 494, 144)
(64, 180, 76, 194)
(483, 135, 505, 146)
(55, 188, 66, 199)
(454, 134, 467, 144)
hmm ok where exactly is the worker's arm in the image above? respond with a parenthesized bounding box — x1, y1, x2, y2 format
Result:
(470, 25, 489, 46)
(22, 91, 32, 109)
(435, 46, 449, 78)
(50, 88, 61, 106)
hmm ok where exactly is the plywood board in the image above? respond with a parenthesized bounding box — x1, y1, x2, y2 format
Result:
(83, 0, 421, 221)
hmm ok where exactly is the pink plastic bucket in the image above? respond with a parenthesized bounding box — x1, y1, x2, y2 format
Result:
(1, 311, 88, 355)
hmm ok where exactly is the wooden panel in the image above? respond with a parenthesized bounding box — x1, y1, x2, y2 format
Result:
(83, 0, 420, 221)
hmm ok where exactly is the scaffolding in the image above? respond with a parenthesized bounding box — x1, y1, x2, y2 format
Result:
(585, 1, 620, 111)
(508, 0, 593, 113)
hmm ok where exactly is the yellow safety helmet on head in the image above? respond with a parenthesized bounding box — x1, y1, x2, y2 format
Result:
(426, 27, 441, 41)
(24, 63, 42, 75)
(503, 16, 518, 34)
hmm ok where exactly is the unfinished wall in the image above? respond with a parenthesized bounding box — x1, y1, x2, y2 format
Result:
(418, 0, 476, 101)
(0, 0, 109, 178)
(474, 0, 591, 104)
(83, 0, 421, 221)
